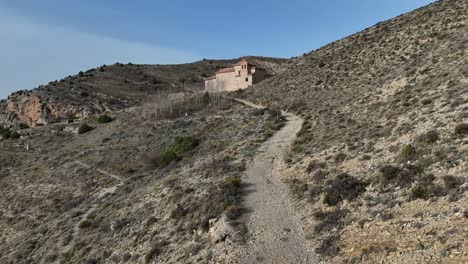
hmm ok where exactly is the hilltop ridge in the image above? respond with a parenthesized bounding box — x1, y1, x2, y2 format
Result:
(0, 56, 286, 127)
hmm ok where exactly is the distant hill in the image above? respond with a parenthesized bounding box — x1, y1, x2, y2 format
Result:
(1, 56, 286, 127)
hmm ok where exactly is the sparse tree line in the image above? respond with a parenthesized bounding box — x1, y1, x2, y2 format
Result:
(138, 88, 228, 121)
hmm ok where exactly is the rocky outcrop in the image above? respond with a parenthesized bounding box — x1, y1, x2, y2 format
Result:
(4, 87, 134, 127)
(6, 95, 97, 126)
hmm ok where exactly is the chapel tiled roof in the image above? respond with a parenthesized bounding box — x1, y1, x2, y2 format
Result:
(216, 67, 235, 74)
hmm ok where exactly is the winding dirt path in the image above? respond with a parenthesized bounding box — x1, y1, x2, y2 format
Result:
(59, 160, 123, 254)
(234, 98, 319, 264)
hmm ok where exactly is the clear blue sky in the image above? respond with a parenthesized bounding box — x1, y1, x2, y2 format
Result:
(0, 0, 435, 99)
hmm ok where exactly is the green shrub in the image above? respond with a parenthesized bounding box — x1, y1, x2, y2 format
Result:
(78, 220, 92, 229)
(78, 123, 93, 134)
(324, 173, 366, 206)
(19, 123, 29, 130)
(97, 115, 113, 123)
(398, 165, 424, 186)
(416, 130, 439, 144)
(443, 175, 461, 189)
(421, 98, 432, 105)
(454, 123, 468, 135)
(224, 204, 242, 220)
(157, 150, 178, 167)
(0, 127, 10, 139)
(379, 165, 401, 182)
(400, 144, 417, 161)
(225, 177, 242, 188)
(10, 131, 20, 139)
(157, 136, 200, 167)
(313, 209, 348, 234)
(410, 181, 444, 200)
(411, 184, 428, 200)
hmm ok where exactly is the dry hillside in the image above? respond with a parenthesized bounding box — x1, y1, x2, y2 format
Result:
(1, 57, 286, 127)
(0, 96, 285, 263)
(238, 0, 468, 262)
(1, 0, 467, 263)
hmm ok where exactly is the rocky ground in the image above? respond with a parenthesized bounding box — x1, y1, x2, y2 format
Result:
(0, 96, 286, 264)
(237, 0, 468, 263)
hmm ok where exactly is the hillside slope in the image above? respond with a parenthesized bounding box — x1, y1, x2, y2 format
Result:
(239, 0, 468, 262)
(0, 97, 286, 263)
(1, 57, 286, 127)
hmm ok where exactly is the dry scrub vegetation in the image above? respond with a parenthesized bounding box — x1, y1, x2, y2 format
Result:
(0, 94, 285, 263)
(239, 0, 468, 262)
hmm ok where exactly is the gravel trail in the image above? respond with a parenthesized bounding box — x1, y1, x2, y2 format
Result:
(234, 98, 319, 264)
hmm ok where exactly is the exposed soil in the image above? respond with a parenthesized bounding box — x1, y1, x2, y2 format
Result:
(233, 99, 319, 264)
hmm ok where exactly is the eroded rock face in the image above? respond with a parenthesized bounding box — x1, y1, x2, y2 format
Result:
(3, 89, 130, 127)
(6, 95, 98, 126)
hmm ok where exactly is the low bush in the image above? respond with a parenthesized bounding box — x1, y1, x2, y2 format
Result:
(19, 123, 29, 130)
(379, 165, 401, 182)
(311, 169, 328, 183)
(416, 130, 439, 144)
(400, 144, 417, 161)
(225, 176, 241, 188)
(410, 182, 444, 200)
(157, 136, 200, 167)
(157, 151, 177, 167)
(97, 115, 113, 123)
(10, 131, 20, 139)
(379, 164, 425, 187)
(334, 152, 347, 163)
(454, 123, 468, 135)
(313, 209, 348, 234)
(306, 160, 326, 173)
(201, 177, 243, 221)
(443, 175, 462, 189)
(308, 185, 323, 202)
(411, 184, 428, 200)
(288, 179, 309, 199)
(315, 235, 340, 257)
(220, 177, 242, 205)
(224, 204, 242, 220)
(324, 173, 366, 206)
(0, 127, 11, 139)
(421, 98, 433, 105)
(78, 220, 92, 229)
(78, 123, 93, 134)
(144, 241, 168, 264)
